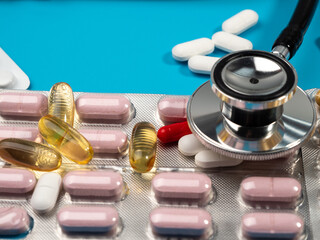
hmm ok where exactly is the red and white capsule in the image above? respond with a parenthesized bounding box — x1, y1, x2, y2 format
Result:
(157, 121, 192, 143)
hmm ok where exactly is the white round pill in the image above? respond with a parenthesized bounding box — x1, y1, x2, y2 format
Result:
(222, 9, 259, 35)
(212, 31, 253, 52)
(178, 134, 207, 156)
(195, 150, 243, 168)
(0, 70, 14, 88)
(188, 55, 220, 75)
(172, 38, 215, 61)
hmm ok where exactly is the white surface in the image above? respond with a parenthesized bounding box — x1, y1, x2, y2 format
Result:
(212, 31, 253, 52)
(0, 48, 30, 90)
(222, 9, 259, 35)
(195, 150, 243, 168)
(178, 134, 207, 156)
(0, 70, 15, 88)
(188, 55, 220, 75)
(172, 38, 215, 61)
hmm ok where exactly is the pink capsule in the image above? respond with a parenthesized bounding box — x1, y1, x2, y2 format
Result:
(157, 96, 188, 123)
(0, 126, 39, 142)
(150, 207, 212, 237)
(0, 92, 47, 118)
(0, 168, 36, 194)
(0, 207, 30, 236)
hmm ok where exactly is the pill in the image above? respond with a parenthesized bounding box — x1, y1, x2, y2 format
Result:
(76, 94, 133, 124)
(0, 138, 62, 171)
(157, 96, 188, 123)
(0, 207, 30, 236)
(157, 121, 192, 143)
(152, 172, 212, 205)
(315, 90, 320, 107)
(79, 129, 128, 155)
(0, 126, 39, 141)
(195, 150, 243, 168)
(0, 70, 14, 88)
(0, 92, 47, 118)
(172, 38, 215, 61)
(212, 31, 253, 52)
(150, 207, 212, 237)
(241, 177, 301, 207)
(30, 172, 61, 212)
(48, 82, 75, 126)
(129, 122, 157, 173)
(188, 55, 220, 75)
(242, 212, 304, 239)
(57, 206, 119, 234)
(222, 9, 259, 35)
(178, 134, 207, 156)
(63, 170, 124, 199)
(38, 115, 93, 164)
(0, 168, 36, 194)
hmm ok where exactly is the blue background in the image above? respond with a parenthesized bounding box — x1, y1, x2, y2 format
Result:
(0, 0, 319, 95)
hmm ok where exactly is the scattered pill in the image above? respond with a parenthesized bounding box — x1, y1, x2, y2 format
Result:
(222, 9, 259, 35)
(0, 92, 47, 118)
(63, 170, 124, 200)
(150, 207, 212, 237)
(241, 176, 301, 207)
(158, 96, 188, 123)
(30, 172, 61, 213)
(57, 206, 119, 234)
(79, 129, 128, 155)
(76, 94, 133, 124)
(242, 212, 304, 239)
(172, 38, 215, 61)
(195, 150, 243, 168)
(188, 55, 220, 75)
(0, 207, 30, 236)
(129, 122, 157, 173)
(0, 126, 39, 141)
(38, 115, 93, 164)
(212, 31, 253, 52)
(152, 172, 212, 205)
(0, 168, 36, 194)
(157, 121, 192, 143)
(0, 138, 62, 171)
(0, 70, 14, 88)
(48, 82, 75, 126)
(315, 90, 320, 107)
(178, 134, 207, 156)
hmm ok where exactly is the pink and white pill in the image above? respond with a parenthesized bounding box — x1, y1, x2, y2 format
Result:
(242, 212, 304, 239)
(57, 206, 119, 234)
(0, 126, 39, 142)
(150, 207, 212, 237)
(157, 96, 188, 123)
(79, 129, 128, 155)
(76, 94, 133, 124)
(0, 92, 47, 118)
(0, 207, 30, 236)
(152, 172, 212, 205)
(0, 168, 36, 194)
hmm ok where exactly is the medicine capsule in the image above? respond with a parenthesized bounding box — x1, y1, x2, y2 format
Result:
(0, 168, 36, 194)
(129, 122, 157, 173)
(195, 150, 243, 168)
(0, 138, 62, 171)
(0, 126, 39, 142)
(48, 82, 75, 126)
(315, 90, 320, 107)
(157, 96, 188, 123)
(157, 121, 192, 143)
(178, 134, 207, 156)
(0, 207, 31, 236)
(188, 55, 220, 75)
(212, 31, 253, 52)
(38, 115, 93, 164)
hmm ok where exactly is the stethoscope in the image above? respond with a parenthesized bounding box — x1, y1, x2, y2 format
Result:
(187, 0, 319, 160)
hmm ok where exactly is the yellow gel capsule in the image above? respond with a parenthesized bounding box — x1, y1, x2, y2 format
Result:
(48, 82, 75, 126)
(316, 90, 320, 107)
(38, 115, 93, 164)
(129, 122, 157, 173)
(0, 138, 62, 171)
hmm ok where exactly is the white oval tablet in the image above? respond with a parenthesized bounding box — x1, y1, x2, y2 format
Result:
(178, 134, 207, 156)
(222, 9, 259, 35)
(0, 70, 14, 88)
(30, 172, 61, 213)
(212, 31, 252, 52)
(195, 150, 243, 168)
(188, 55, 220, 75)
(172, 38, 215, 61)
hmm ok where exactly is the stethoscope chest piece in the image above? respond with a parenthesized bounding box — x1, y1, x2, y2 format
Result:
(187, 50, 316, 160)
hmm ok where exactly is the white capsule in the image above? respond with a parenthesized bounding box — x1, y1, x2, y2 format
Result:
(188, 55, 220, 75)
(30, 172, 61, 213)
(0, 70, 15, 88)
(178, 134, 207, 156)
(172, 38, 215, 61)
(222, 10, 259, 35)
(212, 31, 252, 52)
(195, 150, 243, 168)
